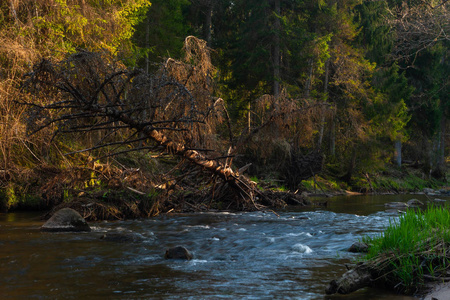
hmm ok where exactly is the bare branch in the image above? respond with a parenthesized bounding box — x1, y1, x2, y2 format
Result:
(386, 1, 449, 62)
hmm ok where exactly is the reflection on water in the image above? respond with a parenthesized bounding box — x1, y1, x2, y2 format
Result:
(0, 194, 438, 299)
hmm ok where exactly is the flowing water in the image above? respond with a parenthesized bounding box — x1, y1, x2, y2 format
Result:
(0, 194, 443, 299)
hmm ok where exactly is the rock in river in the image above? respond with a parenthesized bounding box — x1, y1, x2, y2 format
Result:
(41, 208, 91, 232)
(384, 202, 409, 208)
(164, 246, 193, 260)
(348, 242, 369, 253)
(100, 232, 144, 243)
(407, 199, 424, 206)
(423, 188, 435, 195)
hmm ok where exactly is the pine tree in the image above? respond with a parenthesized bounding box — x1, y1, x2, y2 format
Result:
(133, 0, 191, 71)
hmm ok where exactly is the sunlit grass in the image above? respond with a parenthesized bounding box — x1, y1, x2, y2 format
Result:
(362, 206, 450, 292)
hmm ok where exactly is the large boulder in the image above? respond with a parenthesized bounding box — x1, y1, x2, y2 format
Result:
(41, 208, 91, 232)
(164, 246, 193, 260)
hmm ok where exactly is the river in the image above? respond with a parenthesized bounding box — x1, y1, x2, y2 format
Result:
(0, 194, 441, 299)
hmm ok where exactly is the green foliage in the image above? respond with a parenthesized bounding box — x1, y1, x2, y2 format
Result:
(355, 1, 394, 64)
(215, 0, 273, 97)
(147, 188, 160, 200)
(133, 0, 191, 69)
(371, 170, 444, 193)
(275, 185, 288, 192)
(370, 63, 413, 141)
(1, 184, 44, 211)
(6, 185, 18, 210)
(300, 176, 340, 192)
(406, 43, 449, 137)
(250, 176, 260, 184)
(22, 0, 151, 57)
(22, 194, 43, 210)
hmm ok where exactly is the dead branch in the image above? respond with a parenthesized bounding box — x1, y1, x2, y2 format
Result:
(386, 1, 449, 62)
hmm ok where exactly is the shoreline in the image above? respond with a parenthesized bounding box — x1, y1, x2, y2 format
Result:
(3, 185, 449, 216)
(422, 282, 450, 300)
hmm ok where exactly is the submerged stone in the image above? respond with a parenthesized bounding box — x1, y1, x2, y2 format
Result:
(423, 188, 435, 194)
(100, 232, 144, 243)
(438, 189, 450, 195)
(433, 198, 447, 203)
(407, 199, 424, 206)
(41, 208, 91, 232)
(384, 202, 409, 208)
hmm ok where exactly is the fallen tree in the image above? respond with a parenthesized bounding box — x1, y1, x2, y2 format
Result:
(20, 37, 315, 213)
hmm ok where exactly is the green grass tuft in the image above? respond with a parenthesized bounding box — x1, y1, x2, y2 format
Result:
(362, 206, 450, 292)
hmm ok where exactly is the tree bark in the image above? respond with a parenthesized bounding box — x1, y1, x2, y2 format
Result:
(203, 1, 213, 46)
(145, 18, 150, 74)
(318, 59, 330, 149)
(273, 0, 281, 97)
(395, 138, 402, 167)
(9, 0, 19, 24)
(247, 101, 251, 132)
(330, 106, 336, 156)
(439, 113, 446, 170)
(304, 58, 314, 99)
(432, 113, 446, 178)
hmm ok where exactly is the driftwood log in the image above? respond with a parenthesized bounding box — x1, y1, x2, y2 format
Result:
(325, 262, 375, 295)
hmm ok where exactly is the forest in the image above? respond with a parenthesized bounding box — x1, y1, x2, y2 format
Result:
(0, 0, 449, 215)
